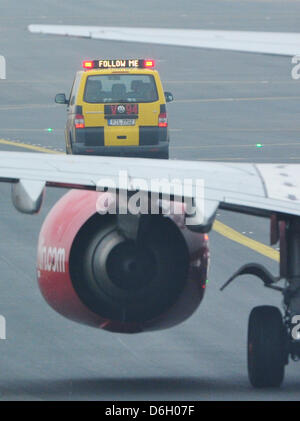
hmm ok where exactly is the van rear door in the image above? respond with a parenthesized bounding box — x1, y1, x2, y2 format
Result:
(82, 72, 160, 147)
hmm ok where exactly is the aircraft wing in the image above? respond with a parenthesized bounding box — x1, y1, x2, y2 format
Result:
(28, 25, 300, 56)
(1, 151, 300, 230)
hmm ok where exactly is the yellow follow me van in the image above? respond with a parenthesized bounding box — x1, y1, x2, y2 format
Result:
(55, 59, 174, 159)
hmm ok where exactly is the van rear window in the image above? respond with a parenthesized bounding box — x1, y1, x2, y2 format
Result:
(84, 74, 158, 103)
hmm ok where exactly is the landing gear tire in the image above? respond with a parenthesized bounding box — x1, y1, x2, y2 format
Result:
(248, 305, 286, 388)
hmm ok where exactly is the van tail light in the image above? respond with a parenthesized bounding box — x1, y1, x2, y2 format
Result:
(158, 112, 168, 128)
(75, 114, 85, 129)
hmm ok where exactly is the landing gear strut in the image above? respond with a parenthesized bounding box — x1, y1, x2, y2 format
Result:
(221, 215, 300, 388)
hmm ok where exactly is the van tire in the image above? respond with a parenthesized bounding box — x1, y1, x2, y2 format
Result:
(158, 149, 169, 159)
(66, 134, 73, 155)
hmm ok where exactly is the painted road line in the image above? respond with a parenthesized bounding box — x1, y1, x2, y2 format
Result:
(172, 142, 300, 149)
(0, 104, 57, 111)
(170, 128, 300, 133)
(0, 128, 64, 132)
(0, 138, 280, 263)
(213, 220, 279, 262)
(0, 138, 63, 154)
(2, 128, 300, 134)
(165, 80, 294, 85)
(174, 96, 300, 104)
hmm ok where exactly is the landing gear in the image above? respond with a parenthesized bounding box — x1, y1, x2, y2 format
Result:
(221, 215, 300, 388)
(247, 306, 287, 388)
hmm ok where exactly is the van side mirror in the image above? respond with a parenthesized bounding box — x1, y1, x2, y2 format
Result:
(164, 92, 174, 103)
(55, 93, 69, 105)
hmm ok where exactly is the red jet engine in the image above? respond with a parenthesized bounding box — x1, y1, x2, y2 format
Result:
(37, 190, 209, 333)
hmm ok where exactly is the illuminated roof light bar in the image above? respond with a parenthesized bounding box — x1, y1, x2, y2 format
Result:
(82, 59, 155, 70)
(82, 60, 94, 69)
(143, 59, 155, 68)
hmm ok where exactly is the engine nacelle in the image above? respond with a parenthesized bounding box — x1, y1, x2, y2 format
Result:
(37, 190, 209, 333)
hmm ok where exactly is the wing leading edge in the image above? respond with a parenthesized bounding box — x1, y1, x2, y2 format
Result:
(28, 25, 300, 56)
(1, 151, 300, 229)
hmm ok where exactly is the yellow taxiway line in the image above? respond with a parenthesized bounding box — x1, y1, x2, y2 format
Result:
(0, 137, 279, 263)
(213, 220, 279, 262)
(0, 138, 63, 154)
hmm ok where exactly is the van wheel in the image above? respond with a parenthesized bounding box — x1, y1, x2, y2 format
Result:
(158, 149, 169, 159)
(66, 145, 73, 154)
(248, 306, 286, 388)
(66, 134, 73, 155)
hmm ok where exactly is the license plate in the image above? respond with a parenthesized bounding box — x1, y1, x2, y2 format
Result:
(108, 119, 135, 126)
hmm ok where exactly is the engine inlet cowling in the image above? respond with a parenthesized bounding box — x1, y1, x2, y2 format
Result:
(71, 214, 189, 323)
(37, 190, 209, 333)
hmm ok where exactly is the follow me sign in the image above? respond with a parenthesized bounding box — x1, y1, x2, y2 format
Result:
(0, 55, 6, 79)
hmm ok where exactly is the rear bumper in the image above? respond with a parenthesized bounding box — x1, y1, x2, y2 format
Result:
(71, 142, 169, 158)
